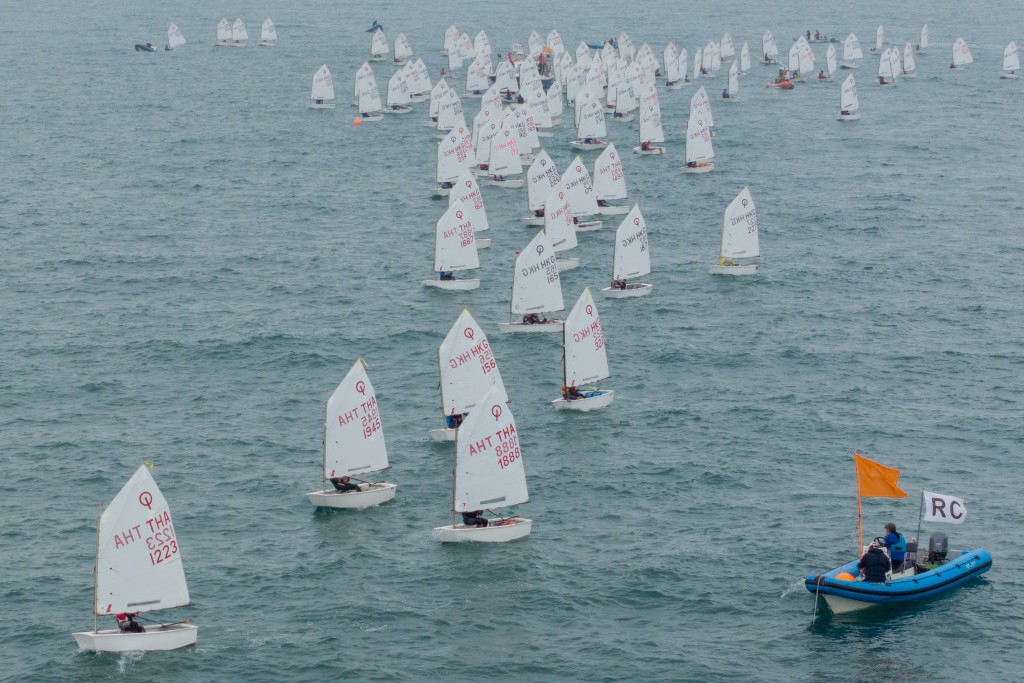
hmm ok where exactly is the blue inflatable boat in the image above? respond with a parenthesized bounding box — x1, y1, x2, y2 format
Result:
(805, 547, 992, 614)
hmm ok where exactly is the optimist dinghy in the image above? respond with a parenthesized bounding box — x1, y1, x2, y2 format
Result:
(422, 199, 481, 290)
(601, 205, 652, 299)
(498, 229, 565, 333)
(306, 359, 397, 509)
(552, 287, 614, 411)
(709, 187, 760, 275)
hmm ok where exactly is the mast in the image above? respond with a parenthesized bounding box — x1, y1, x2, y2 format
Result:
(321, 398, 329, 490)
(92, 512, 100, 633)
(437, 346, 447, 421)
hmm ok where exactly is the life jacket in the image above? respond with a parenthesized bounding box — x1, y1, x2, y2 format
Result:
(890, 533, 907, 558)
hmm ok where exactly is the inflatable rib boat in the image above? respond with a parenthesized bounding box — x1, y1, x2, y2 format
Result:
(805, 546, 992, 614)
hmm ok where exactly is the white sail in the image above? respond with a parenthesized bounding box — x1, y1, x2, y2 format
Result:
(311, 65, 336, 103)
(489, 121, 524, 177)
(324, 360, 389, 480)
(544, 180, 577, 253)
(825, 44, 837, 76)
(721, 33, 735, 59)
(473, 112, 500, 166)
(437, 123, 475, 183)
(511, 230, 564, 316)
(575, 88, 607, 139)
(727, 60, 740, 96)
(563, 288, 610, 386)
(357, 80, 383, 114)
(740, 42, 751, 72)
(1004, 42, 1020, 73)
(510, 105, 540, 153)
(466, 53, 491, 93)
(458, 32, 475, 61)
(371, 28, 389, 57)
(561, 156, 599, 217)
(889, 46, 901, 79)
(436, 89, 464, 129)
(594, 144, 627, 201)
(798, 39, 815, 76)
(788, 41, 801, 73)
(903, 43, 917, 74)
(638, 99, 664, 145)
(844, 33, 863, 60)
(216, 18, 231, 44)
(919, 24, 929, 50)
(703, 42, 716, 73)
(439, 310, 508, 416)
(412, 58, 433, 96)
(527, 151, 561, 211)
(428, 78, 450, 120)
(528, 31, 544, 59)
(547, 29, 565, 54)
(951, 37, 973, 66)
(448, 171, 490, 234)
(576, 42, 592, 70)
(452, 383, 528, 512)
(665, 44, 681, 82)
(840, 74, 859, 113)
(612, 206, 650, 280)
(721, 187, 759, 259)
(690, 85, 714, 127)
(394, 33, 413, 61)
(442, 25, 459, 55)
(875, 25, 884, 52)
(547, 80, 564, 118)
(167, 24, 186, 49)
(686, 109, 714, 165)
(878, 48, 894, 80)
(232, 18, 248, 44)
(260, 19, 276, 45)
(763, 30, 779, 59)
(474, 30, 491, 56)
(434, 200, 480, 273)
(94, 465, 190, 616)
(354, 62, 375, 102)
(387, 71, 411, 107)
(678, 48, 689, 79)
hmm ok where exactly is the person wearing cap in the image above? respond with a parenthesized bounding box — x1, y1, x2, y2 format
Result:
(116, 612, 146, 633)
(858, 541, 889, 582)
(883, 523, 907, 571)
(330, 476, 361, 493)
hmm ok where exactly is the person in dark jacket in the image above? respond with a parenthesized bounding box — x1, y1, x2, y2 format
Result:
(883, 523, 907, 571)
(858, 542, 889, 582)
(330, 476, 361, 493)
(462, 510, 488, 527)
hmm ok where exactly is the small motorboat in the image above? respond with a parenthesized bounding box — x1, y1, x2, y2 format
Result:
(134, 43, 156, 52)
(806, 534, 992, 615)
(766, 79, 795, 89)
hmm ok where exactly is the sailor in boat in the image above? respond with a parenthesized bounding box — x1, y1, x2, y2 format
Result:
(534, 208, 546, 218)
(116, 612, 146, 633)
(722, 88, 730, 99)
(445, 413, 465, 428)
(522, 313, 551, 324)
(611, 278, 627, 290)
(315, 97, 325, 105)
(596, 199, 613, 208)
(818, 70, 826, 80)
(879, 75, 887, 84)
(806, 30, 812, 41)
(613, 111, 629, 119)
(330, 476, 361, 493)
(858, 541, 890, 582)
(440, 181, 454, 190)
(720, 257, 738, 267)
(840, 109, 852, 116)
(493, 174, 506, 182)
(462, 510, 488, 527)
(439, 271, 456, 281)
(883, 523, 908, 571)
(583, 137, 599, 145)
(562, 385, 587, 401)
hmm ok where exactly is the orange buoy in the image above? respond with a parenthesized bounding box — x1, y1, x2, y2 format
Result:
(836, 572, 856, 581)
(354, 118, 362, 125)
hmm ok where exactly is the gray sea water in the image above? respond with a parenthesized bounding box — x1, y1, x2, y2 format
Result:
(3, 0, 1023, 681)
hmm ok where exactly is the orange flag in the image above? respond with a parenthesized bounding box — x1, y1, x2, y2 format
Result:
(854, 452, 907, 499)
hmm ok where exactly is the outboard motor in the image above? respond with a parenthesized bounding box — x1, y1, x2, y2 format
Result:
(927, 532, 949, 564)
(904, 538, 919, 565)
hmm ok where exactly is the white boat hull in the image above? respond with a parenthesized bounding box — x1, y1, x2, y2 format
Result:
(522, 216, 546, 226)
(611, 114, 635, 123)
(385, 106, 413, 114)
(840, 62, 858, 70)
(306, 483, 397, 509)
(431, 187, 451, 197)
(497, 320, 564, 333)
(574, 219, 603, 232)
(683, 163, 715, 174)
(359, 113, 385, 122)
(429, 427, 457, 442)
(552, 389, 614, 411)
(708, 263, 758, 275)
(72, 624, 198, 652)
(475, 237, 491, 249)
(570, 141, 608, 151)
(836, 113, 860, 121)
(666, 81, 684, 90)
(556, 257, 580, 271)
(309, 102, 336, 109)
(422, 278, 481, 290)
(488, 178, 524, 189)
(601, 283, 652, 298)
(633, 146, 666, 155)
(433, 517, 532, 543)
(597, 204, 630, 215)
(822, 593, 875, 614)
(1000, 72, 1019, 79)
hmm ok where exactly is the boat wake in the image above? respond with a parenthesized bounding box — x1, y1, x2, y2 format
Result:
(116, 650, 146, 673)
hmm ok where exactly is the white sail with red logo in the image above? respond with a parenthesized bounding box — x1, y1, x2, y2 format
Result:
(422, 199, 480, 290)
(553, 288, 613, 410)
(433, 383, 532, 542)
(594, 144, 629, 212)
(72, 465, 198, 651)
(602, 205, 652, 299)
(499, 229, 565, 333)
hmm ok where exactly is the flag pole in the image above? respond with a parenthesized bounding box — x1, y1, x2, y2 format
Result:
(855, 453, 863, 551)
(914, 490, 925, 562)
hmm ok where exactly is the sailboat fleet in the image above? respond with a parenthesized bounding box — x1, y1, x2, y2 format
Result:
(92, 20, 1007, 654)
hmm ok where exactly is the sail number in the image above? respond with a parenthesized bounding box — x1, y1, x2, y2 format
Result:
(146, 525, 179, 566)
(495, 437, 521, 469)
